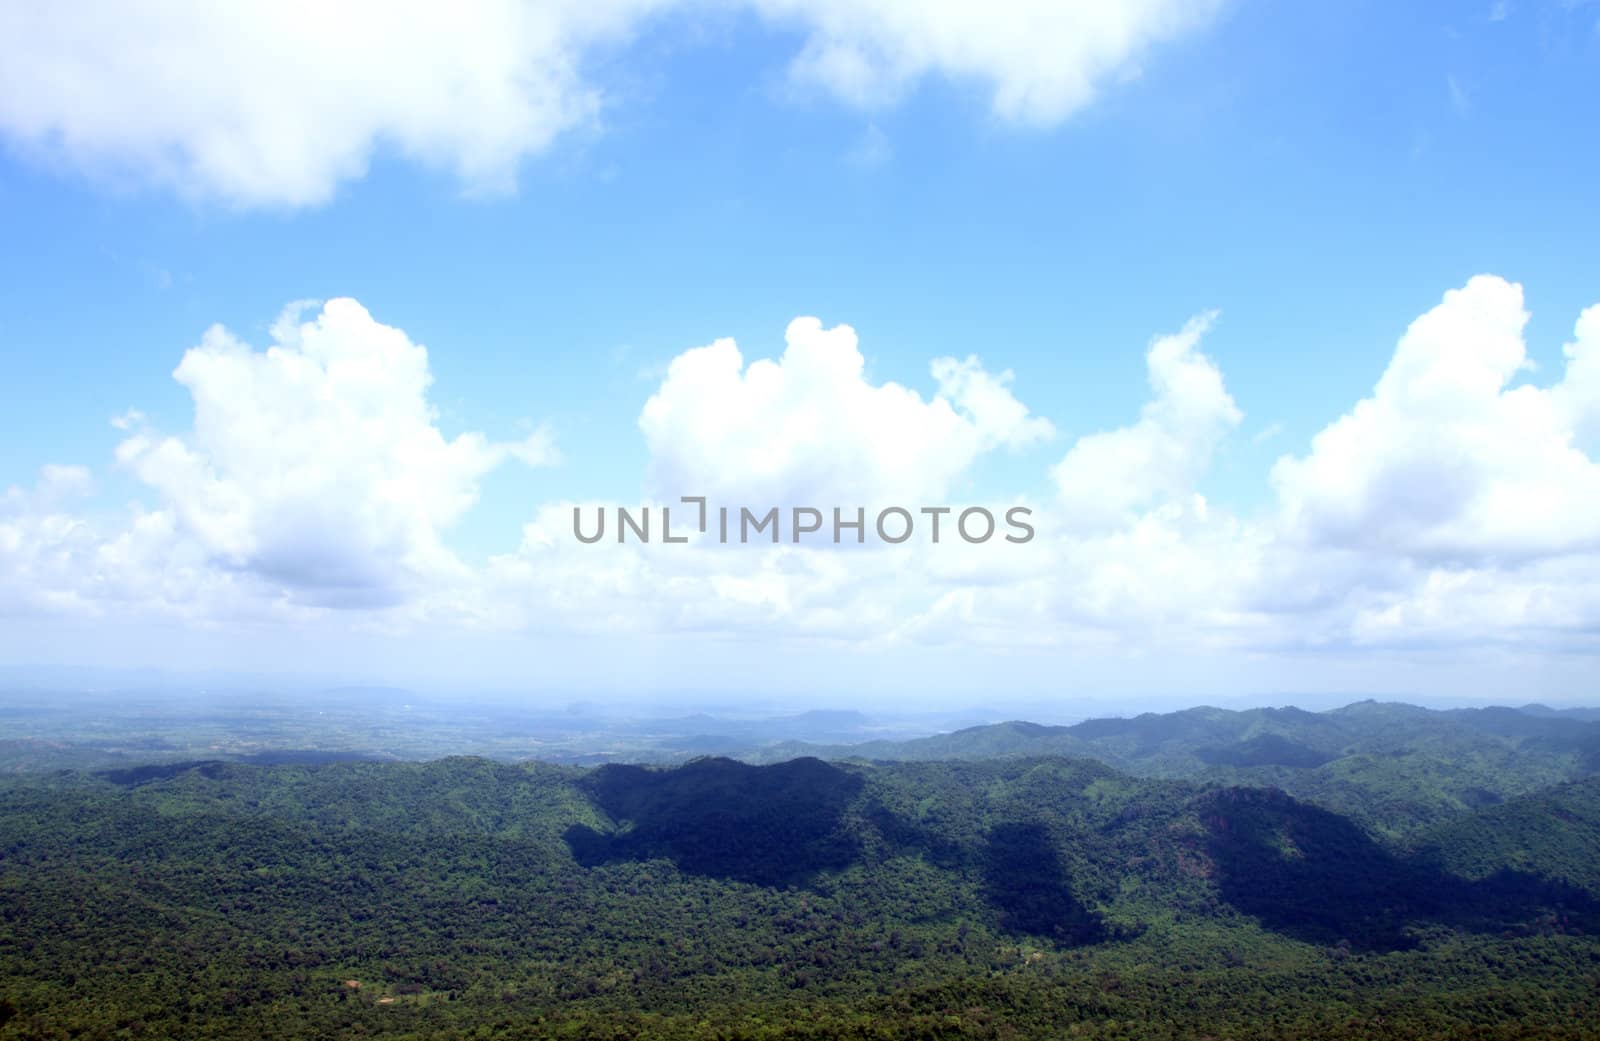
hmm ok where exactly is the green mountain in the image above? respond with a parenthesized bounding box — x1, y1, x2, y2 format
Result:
(3, 747, 1600, 1039)
(758, 701, 1600, 839)
(1417, 775, 1600, 892)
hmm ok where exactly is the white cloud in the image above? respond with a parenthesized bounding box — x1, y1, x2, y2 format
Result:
(1272, 276, 1600, 564)
(7, 279, 1600, 681)
(1554, 302, 1600, 449)
(1052, 312, 1240, 530)
(0, 0, 1223, 207)
(1, 462, 284, 624)
(0, 466, 100, 616)
(1345, 557, 1600, 650)
(755, 0, 1223, 124)
(0, 0, 670, 207)
(114, 299, 555, 608)
(493, 314, 1257, 656)
(639, 315, 1052, 506)
(486, 504, 918, 639)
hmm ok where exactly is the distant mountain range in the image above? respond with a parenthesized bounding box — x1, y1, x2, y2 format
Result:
(747, 700, 1600, 839)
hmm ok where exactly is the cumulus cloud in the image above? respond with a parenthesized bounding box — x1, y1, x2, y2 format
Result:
(0, 466, 97, 615)
(495, 313, 1254, 655)
(640, 315, 1052, 505)
(0, 1, 1223, 206)
(1272, 276, 1600, 563)
(7, 279, 1600, 674)
(1554, 302, 1600, 449)
(115, 299, 555, 607)
(1053, 312, 1240, 530)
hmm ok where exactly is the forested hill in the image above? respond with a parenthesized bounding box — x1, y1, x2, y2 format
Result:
(3, 752, 1600, 1039)
(754, 701, 1600, 838)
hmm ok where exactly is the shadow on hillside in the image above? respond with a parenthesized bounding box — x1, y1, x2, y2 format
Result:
(94, 760, 231, 787)
(564, 756, 864, 887)
(1200, 787, 1600, 951)
(982, 821, 1107, 945)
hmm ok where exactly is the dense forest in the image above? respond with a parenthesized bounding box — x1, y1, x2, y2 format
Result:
(3, 704, 1600, 1039)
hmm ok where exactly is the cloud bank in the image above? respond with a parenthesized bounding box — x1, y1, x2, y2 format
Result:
(640, 316, 1052, 506)
(4, 275, 1599, 674)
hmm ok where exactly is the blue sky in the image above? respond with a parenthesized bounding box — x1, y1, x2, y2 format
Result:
(2, 1, 1599, 705)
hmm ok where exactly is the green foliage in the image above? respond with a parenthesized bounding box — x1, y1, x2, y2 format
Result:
(2, 750, 1600, 1039)
(1195, 734, 1336, 769)
(1418, 777, 1600, 891)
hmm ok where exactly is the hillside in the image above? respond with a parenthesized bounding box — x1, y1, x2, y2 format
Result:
(2, 753, 1599, 1039)
(1417, 776, 1600, 892)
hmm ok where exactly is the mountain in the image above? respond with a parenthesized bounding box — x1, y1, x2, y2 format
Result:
(755, 701, 1600, 838)
(1418, 776, 1600, 892)
(2, 751, 1599, 1038)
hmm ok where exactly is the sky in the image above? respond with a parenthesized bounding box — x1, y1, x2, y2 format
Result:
(1, 0, 1599, 707)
